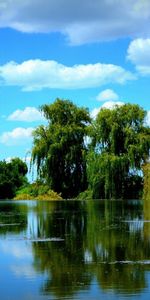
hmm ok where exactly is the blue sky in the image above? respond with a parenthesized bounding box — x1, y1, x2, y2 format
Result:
(0, 0, 150, 170)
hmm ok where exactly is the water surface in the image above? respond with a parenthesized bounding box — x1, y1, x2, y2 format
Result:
(0, 199, 150, 299)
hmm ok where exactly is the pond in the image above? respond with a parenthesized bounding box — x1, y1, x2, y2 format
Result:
(0, 199, 150, 300)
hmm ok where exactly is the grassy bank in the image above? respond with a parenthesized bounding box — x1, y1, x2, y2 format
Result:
(14, 183, 62, 200)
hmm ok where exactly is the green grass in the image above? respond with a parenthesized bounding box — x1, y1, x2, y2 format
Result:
(14, 183, 62, 200)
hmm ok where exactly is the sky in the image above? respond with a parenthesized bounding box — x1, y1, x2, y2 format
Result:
(0, 0, 150, 172)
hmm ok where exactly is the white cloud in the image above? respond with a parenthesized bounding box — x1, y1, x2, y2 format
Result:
(145, 111, 150, 127)
(0, 0, 150, 44)
(0, 59, 135, 91)
(101, 101, 125, 110)
(5, 157, 13, 163)
(7, 107, 44, 122)
(96, 89, 119, 101)
(0, 127, 34, 146)
(91, 101, 124, 118)
(127, 38, 150, 75)
(90, 107, 101, 119)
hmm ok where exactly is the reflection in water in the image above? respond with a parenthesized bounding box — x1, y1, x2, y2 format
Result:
(0, 201, 27, 235)
(144, 199, 150, 242)
(32, 201, 90, 298)
(1, 199, 150, 299)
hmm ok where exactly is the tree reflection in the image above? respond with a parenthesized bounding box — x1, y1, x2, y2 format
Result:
(84, 200, 147, 294)
(32, 201, 91, 298)
(31, 200, 150, 298)
(0, 201, 27, 235)
(143, 198, 150, 243)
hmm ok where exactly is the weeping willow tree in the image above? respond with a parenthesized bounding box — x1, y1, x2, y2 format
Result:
(143, 163, 150, 200)
(87, 152, 129, 199)
(31, 99, 91, 198)
(88, 104, 150, 199)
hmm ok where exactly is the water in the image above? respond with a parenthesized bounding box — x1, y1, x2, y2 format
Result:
(0, 199, 150, 299)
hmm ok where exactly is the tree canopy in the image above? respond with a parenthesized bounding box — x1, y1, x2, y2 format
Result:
(31, 98, 91, 198)
(87, 104, 150, 199)
(1, 100, 149, 200)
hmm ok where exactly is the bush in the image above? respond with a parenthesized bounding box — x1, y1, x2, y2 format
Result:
(76, 189, 93, 200)
(14, 183, 62, 200)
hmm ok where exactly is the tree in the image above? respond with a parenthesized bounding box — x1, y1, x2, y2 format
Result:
(143, 163, 150, 200)
(31, 99, 91, 198)
(0, 158, 28, 199)
(88, 104, 150, 199)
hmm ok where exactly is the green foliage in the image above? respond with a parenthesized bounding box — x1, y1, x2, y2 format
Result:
(0, 158, 28, 199)
(87, 152, 128, 199)
(88, 104, 150, 199)
(1, 101, 147, 201)
(76, 189, 93, 200)
(143, 163, 150, 200)
(15, 182, 62, 200)
(31, 98, 91, 198)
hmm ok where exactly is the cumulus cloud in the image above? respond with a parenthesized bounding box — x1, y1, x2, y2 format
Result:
(0, 0, 150, 44)
(96, 89, 119, 101)
(0, 127, 34, 146)
(91, 101, 124, 118)
(7, 107, 44, 122)
(127, 38, 150, 75)
(0, 59, 135, 91)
